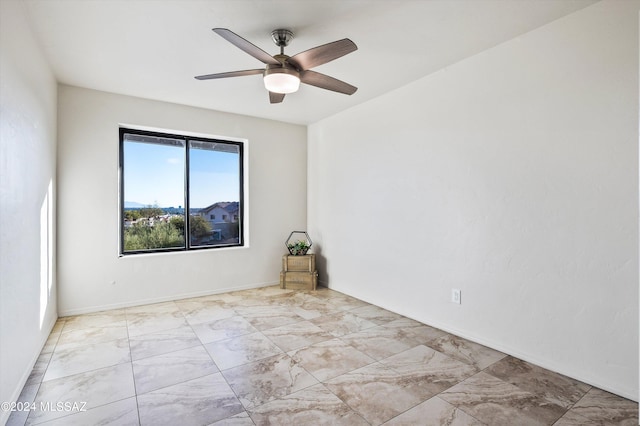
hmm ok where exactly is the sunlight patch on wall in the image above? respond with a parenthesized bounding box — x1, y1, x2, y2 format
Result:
(39, 179, 53, 329)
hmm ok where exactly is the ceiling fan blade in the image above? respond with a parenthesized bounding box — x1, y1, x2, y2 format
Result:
(213, 28, 279, 65)
(269, 92, 285, 104)
(195, 69, 264, 80)
(288, 39, 357, 71)
(300, 70, 357, 95)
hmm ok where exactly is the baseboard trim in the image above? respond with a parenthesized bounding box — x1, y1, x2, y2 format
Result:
(58, 281, 279, 317)
(2, 315, 58, 426)
(324, 282, 639, 402)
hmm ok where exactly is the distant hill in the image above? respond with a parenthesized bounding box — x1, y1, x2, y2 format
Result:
(124, 202, 187, 215)
(124, 201, 146, 208)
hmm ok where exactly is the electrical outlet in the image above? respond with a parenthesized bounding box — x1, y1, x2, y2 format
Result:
(451, 289, 461, 304)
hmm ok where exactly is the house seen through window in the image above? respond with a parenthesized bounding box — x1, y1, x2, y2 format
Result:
(120, 128, 244, 254)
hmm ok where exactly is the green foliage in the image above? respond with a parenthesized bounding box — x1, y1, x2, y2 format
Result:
(287, 240, 310, 255)
(189, 215, 212, 238)
(123, 213, 214, 251)
(170, 216, 185, 233)
(124, 221, 183, 251)
(139, 207, 165, 218)
(124, 210, 141, 221)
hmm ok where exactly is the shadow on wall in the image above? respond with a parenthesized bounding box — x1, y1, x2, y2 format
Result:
(313, 244, 329, 287)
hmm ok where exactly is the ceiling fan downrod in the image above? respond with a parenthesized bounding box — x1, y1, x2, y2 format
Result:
(271, 29, 293, 55)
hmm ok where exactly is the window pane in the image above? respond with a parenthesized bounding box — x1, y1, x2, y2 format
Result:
(188, 140, 241, 247)
(122, 134, 186, 252)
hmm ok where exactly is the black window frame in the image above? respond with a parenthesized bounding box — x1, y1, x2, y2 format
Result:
(119, 127, 244, 256)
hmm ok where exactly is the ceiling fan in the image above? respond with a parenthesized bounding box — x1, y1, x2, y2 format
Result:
(195, 28, 358, 104)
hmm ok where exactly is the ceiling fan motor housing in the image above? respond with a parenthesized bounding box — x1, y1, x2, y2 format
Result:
(271, 29, 294, 47)
(266, 30, 299, 94)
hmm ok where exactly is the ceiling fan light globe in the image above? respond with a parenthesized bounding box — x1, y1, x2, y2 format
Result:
(264, 68, 300, 94)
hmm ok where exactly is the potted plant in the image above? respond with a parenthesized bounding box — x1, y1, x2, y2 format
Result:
(287, 240, 311, 255)
(285, 231, 312, 255)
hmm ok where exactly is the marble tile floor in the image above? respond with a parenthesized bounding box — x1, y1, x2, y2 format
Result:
(7, 286, 638, 426)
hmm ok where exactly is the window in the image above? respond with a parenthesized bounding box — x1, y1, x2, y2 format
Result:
(119, 128, 244, 255)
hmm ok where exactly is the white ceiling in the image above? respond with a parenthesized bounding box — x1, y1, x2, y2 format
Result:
(24, 0, 596, 125)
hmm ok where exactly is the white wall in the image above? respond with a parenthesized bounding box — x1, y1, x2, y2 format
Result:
(0, 0, 58, 422)
(57, 86, 306, 315)
(308, 0, 638, 401)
